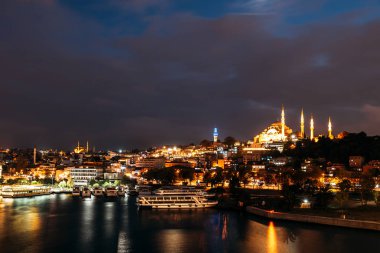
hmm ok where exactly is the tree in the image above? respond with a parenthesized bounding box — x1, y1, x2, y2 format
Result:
(359, 174, 375, 206)
(314, 185, 334, 209)
(282, 183, 298, 210)
(336, 179, 351, 209)
(200, 139, 213, 147)
(223, 136, 236, 147)
(179, 167, 194, 185)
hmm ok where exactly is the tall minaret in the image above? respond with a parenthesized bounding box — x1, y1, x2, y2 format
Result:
(213, 128, 218, 143)
(310, 115, 315, 140)
(33, 146, 37, 165)
(281, 105, 285, 140)
(300, 108, 305, 138)
(328, 117, 333, 139)
(86, 141, 89, 153)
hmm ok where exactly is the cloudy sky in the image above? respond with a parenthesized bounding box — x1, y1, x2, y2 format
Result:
(1, 0, 380, 150)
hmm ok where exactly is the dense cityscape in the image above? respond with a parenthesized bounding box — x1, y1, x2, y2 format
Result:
(1, 107, 380, 212)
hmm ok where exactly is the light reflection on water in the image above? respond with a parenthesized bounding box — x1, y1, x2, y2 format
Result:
(267, 221, 277, 253)
(0, 195, 379, 253)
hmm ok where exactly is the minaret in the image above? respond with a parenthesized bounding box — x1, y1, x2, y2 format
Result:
(281, 105, 285, 141)
(33, 147, 37, 165)
(310, 115, 314, 140)
(86, 141, 89, 153)
(213, 128, 218, 143)
(300, 108, 305, 138)
(328, 117, 333, 139)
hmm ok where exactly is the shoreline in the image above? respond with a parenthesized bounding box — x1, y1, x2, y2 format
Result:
(246, 206, 380, 231)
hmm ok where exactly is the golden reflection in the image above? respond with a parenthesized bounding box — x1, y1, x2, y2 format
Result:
(267, 221, 278, 253)
(222, 214, 228, 240)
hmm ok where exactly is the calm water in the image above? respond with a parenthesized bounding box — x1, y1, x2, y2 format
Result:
(0, 194, 378, 253)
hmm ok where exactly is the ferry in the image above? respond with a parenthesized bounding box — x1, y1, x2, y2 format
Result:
(137, 187, 218, 209)
(72, 187, 81, 197)
(1, 186, 51, 198)
(81, 187, 91, 198)
(137, 195, 218, 209)
(92, 187, 104, 197)
(104, 187, 118, 197)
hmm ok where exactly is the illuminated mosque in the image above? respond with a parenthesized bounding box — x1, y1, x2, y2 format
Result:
(254, 106, 334, 145)
(74, 141, 89, 154)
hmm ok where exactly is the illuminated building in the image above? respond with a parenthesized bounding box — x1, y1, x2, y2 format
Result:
(69, 167, 103, 186)
(254, 107, 293, 144)
(135, 157, 165, 169)
(213, 128, 218, 143)
(74, 141, 86, 154)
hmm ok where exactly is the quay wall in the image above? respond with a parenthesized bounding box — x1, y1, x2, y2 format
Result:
(246, 206, 380, 231)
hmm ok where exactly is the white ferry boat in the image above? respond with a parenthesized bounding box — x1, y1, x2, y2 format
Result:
(1, 186, 51, 198)
(137, 195, 218, 209)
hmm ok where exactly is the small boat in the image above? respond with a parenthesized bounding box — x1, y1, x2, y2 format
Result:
(1, 186, 51, 198)
(81, 187, 91, 198)
(72, 187, 81, 197)
(104, 187, 118, 197)
(117, 187, 125, 197)
(92, 187, 103, 197)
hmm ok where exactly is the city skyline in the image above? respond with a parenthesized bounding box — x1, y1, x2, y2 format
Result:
(1, 0, 380, 149)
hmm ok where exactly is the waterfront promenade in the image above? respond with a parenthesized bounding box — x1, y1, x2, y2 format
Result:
(246, 206, 380, 231)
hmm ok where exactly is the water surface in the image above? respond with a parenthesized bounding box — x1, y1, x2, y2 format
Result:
(0, 194, 378, 253)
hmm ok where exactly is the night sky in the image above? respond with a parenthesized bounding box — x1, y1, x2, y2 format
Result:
(1, 0, 380, 150)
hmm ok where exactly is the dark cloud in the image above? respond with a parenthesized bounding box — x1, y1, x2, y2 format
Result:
(0, 0, 380, 149)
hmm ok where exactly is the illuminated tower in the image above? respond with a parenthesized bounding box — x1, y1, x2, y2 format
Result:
(300, 109, 305, 138)
(310, 115, 314, 140)
(33, 147, 37, 164)
(281, 105, 285, 141)
(86, 141, 89, 153)
(328, 117, 333, 139)
(213, 128, 218, 143)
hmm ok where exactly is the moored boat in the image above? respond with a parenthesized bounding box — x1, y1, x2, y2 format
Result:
(137, 186, 217, 209)
(1, 186, 51, 198)
(104, 187, 118, 197)
(92, 187, 103, 197)
(81, 187, 91, 198)
(137, 195, 218, 209)
(117, 186, 125, 197)
(72, 186, 81, 197)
